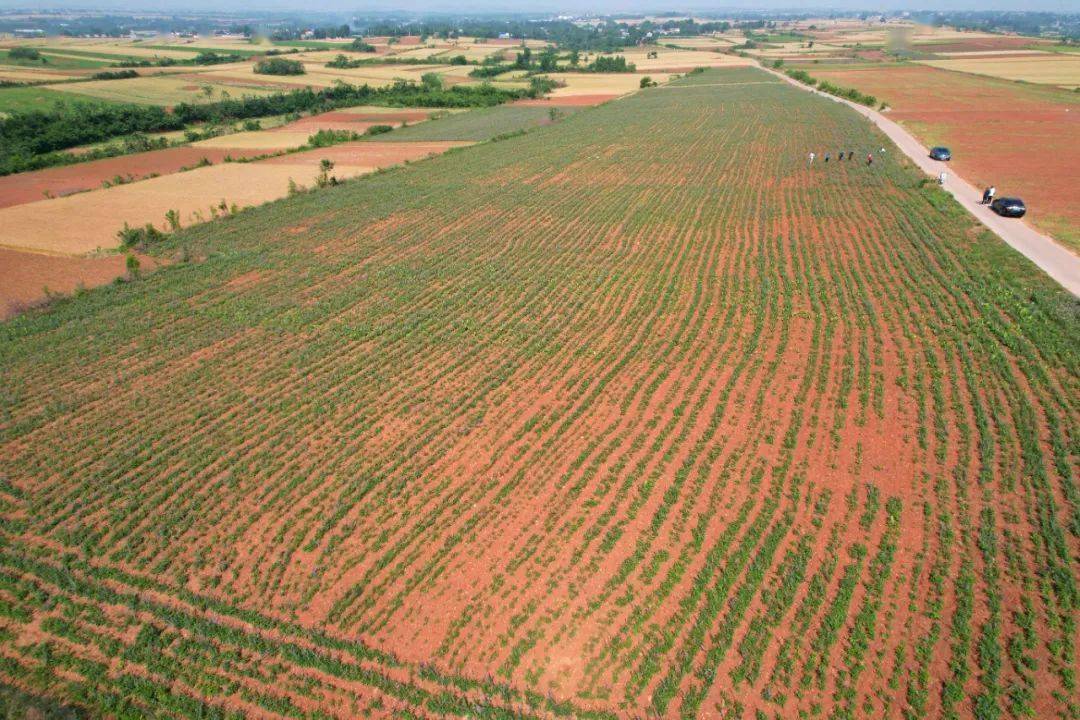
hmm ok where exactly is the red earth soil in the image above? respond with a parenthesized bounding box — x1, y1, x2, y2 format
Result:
(919, 36, 1047, 53)
(809, 64, 1080, 241)
(0, 147, 268, 210)
(0, 247, 156, 320)
(514, 94, 621, 106)
(273, 110, 437, 134)
(258, 141, 472, 167)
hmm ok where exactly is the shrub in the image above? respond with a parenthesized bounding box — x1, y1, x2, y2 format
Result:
(364, 124, 393, 136)
(639, 76, 657, 88)
(326, 54, 363, 69)
(91, 69, 139, 81)
(9, 47, 43, 61)
(587, 55, 635, 73)
(350, 39, 376, 52)
(421, 73, 443, 91)
(254, 58, 305, 76)
(117, 222, 167, 249)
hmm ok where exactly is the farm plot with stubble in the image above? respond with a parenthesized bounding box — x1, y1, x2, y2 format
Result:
(0, 66, 1077, 719)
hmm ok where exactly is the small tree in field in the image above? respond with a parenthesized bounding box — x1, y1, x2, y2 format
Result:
(125, 253, 141, 280)
(315, 159, 337, 188)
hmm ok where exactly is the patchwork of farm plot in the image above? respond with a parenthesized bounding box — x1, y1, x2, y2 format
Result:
(804, 63, 1080, 252)
(1, 66, 1077, 720)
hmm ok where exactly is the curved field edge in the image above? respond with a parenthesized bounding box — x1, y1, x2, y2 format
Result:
(0, 66, 1077, 719)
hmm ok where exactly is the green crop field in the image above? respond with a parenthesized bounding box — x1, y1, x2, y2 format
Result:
(0, 67, 1076, 719)
(0, 85, 114, 116)
(369, 103, 581, 142)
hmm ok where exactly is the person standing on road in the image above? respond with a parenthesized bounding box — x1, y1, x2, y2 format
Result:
(808, 151, 816, 166)
(988, 185, 996, 204)
(981, 187, 992, 204)
(939, 171, 948, 186)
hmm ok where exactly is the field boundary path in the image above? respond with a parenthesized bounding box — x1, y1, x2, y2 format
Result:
(760, 63, 1080, 297)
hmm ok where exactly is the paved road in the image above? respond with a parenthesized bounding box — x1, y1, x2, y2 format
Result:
(761, 65, 1080, 297)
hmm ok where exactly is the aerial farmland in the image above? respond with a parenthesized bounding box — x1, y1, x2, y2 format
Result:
(0, 8, 1078, 720)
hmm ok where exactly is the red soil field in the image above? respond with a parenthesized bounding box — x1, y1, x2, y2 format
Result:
(514, 94, 621, 106)
(0, 147, 268, 210)
(919, 36, 1047, 53)
(259, 140, 473, 167)
(810, 63, 1080, 249)
(274, 110, 435, 134)
(0, 247, 155, 319)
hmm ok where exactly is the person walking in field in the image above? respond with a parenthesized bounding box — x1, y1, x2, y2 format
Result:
(848, 151, 854, 161)
(866, 153, 873, 166)
(824, 152, 830, 163)
(838, 150, 844, 161)
(808, 151, 816, 166)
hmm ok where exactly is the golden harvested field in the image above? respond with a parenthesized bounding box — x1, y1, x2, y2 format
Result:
(0, 162, 369, 255)
(817, 24, 1001, 46)
(192, 131, 318, 151)
(1, 38, 200, 60)
(661, 35, 738, 49)
(542, 72, 677, 97)
(0, 142, 467, 255)
(0, 66, 79, 82)
(43, 74, 277, 105)
(617, 48, 754, 71)
(919, 54, 1080, 88)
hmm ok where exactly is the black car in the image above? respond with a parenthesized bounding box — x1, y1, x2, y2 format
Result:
(929, 146, 952, 161)
(991, 197, 1026, 218)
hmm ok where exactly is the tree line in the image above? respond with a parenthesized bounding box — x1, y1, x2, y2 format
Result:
(0, 80, 545, 176)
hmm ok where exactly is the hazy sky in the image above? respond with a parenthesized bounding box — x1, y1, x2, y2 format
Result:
(0, 0, 1075, 13)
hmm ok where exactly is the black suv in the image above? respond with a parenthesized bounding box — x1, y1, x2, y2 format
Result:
(929, 146, 951, 161)
(990, 197, 1026, 218)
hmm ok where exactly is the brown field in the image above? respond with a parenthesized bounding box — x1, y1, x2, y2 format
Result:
(0, 247, 156, 319)
(810, 63, 1080, 251)
(513, 93, 622, 106)
(259, 140, 472, 167)
(915, 36, 1049, 53)
(0, 147, 268, 210)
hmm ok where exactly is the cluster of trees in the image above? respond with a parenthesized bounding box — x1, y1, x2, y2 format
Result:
(350, 38, 377, 52)
(0, 104, 181, 175)
(90, 69, 139, 80)
(7, 47, 45, 62)
(471, 47, 635, 76)
(254, 58, 305, 75)
(116, 50, 251, 69)
(270, 24, 351, 41)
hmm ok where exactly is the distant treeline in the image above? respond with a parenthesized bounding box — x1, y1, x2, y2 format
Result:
(0, 80, 544, 176)
(359, 19, 737, 52)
